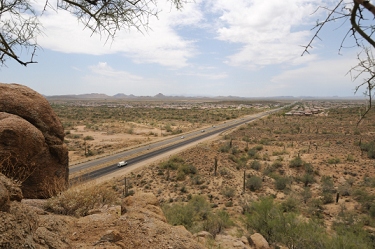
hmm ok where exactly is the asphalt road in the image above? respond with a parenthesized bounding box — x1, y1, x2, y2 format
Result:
(69, 107, 285, 184)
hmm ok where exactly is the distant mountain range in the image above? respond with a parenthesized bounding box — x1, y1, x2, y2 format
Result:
(45, 93, 366, 101)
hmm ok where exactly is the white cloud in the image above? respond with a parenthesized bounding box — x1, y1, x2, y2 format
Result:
(269, 56, 360, 96)
(81, 62, 168, 95)
(206, 0, 324, 68)
(35, 0, 202, 68)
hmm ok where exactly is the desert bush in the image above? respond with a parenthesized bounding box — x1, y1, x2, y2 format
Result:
(203, 210, 233, 238)
(220, 167, 229, 176)
(275, 176, 290, 190)
(219, 144, 231, 153)
(250, 160, 261, 171)
(253, 145, 264, 151)
(246, 176, 262, 191)
(301, 187, 312, 203)
(338, 183, 351, 196)
(271, 160, 283, 168)
(176, 169, 186, 181)
(352, 188, 375, 214)
(163, 195, 229, 235)
(327, 157, 340, 165)
(247, 148, 258, 158)
(83, 135, 94, 140)
(44, 184, 118, 217)
(263, 164, 276, 176)
(322, 192, 334, 204)
(244, 197, 329, 247)
(191, 175, 204, 185)
(179, 164, 197, 175)
(301, 173, 315, 187)
(289, 156, 304, 168)
(321, 176, 335, 193)
(221, 186, 236, 198)
(360, 141, 375, 159)
(281, 196, 299, 212)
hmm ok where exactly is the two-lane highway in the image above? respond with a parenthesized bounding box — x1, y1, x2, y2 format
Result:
(69, 106, 287, 183)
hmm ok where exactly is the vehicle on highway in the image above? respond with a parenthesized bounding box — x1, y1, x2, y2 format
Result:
(201, 130, 205, 132)
(181, 136, 184, 139)
(117, 161, 128, 167)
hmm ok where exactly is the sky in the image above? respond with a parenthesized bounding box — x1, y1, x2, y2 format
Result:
(0, 0, 370, 97)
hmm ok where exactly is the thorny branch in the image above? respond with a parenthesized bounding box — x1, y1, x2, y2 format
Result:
(303, 0, 375, 123)
(0, 0, 186, 66)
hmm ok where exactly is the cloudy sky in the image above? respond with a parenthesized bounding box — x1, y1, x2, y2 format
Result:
(0, 0, 369, 97)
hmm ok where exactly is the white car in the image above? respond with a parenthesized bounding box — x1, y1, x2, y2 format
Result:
(181, 136, 184, 139)
(201, 130, 205, 132)
(117, 161, 128, 167)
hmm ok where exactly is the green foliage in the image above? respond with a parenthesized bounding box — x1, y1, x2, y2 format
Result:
(271, 160, 283, 168)
(250, 160, 261, 171)
(301, 173, 315, 186)
(289, 156, 304, 168)
(163, 196, 233, 237)
(219, 144, 231, 153)
(246, 176, 262, 191)
(321, 176, 335, 193)
(221, 186, 236, 198)
(247, 148, 258, 158)
(274, 176, 290, 190)
(327, 157, 341, 165)
(244, 197, 375, 248)
(352, 188, 375, 215)
(360, 141, 375, 159)
(160, 157, 196, 180)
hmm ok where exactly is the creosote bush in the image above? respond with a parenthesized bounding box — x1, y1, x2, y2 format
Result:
(244, 197, 374, 249)
(162, 195, 232, 237)
(246, 176, 262, 191)
(44, 184, 118, 217)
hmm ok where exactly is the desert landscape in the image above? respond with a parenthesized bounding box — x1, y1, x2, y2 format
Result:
(2, 93, 375, 248)
(53, 98, 375, 248)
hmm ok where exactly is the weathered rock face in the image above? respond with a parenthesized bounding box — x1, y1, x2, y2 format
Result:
(0, 83, 68, 198)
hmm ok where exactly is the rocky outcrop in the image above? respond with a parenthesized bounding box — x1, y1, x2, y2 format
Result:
(0, 83, 68, 198)
(1, 184, 206, 249)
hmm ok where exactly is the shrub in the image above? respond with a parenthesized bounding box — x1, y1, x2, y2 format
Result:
(221, 186, 236, 198)
(289, 156, 304, 168)
(179, 164, 197, 175)
(360, 141, 375, 159)
(301, 173, 315, 187)
(246, 176, 262, 191)
(203, 210, 233, 238)
(327, 157, 340, 165)
(250, 160, 261, 171)
(176, 169, 186, 181)
(247, 148, 258, 158)
(83, 135, 94, 140)
(321, 176, 335, 193)
(219, 144, 230, 153)
(44, 184, 118, 217)
(271, 160, 283, 168)
(281, 196, 298, 212)
(275, 176, 289, 190)
(191, 175, 204, 185)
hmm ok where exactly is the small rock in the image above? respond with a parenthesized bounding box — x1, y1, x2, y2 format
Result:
(196, 231, 213, 239)
(249, 233, 270, 249)
(233, 241, 245, 247)
(98, 229, 122, 243)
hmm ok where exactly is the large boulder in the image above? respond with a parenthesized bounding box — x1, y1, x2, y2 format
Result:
(0, 83, 68, 198)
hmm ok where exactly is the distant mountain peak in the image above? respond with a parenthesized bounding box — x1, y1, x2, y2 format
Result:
(154, 93, 165, 98)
